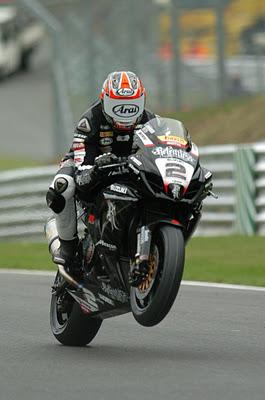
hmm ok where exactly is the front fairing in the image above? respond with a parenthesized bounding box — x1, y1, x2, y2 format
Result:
(132, 118, 199, 194)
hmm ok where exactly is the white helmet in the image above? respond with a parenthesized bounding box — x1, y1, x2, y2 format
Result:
(100, 71, 146, 131)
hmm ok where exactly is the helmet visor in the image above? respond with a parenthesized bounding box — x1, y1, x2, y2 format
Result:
(103, 95, 145, 125)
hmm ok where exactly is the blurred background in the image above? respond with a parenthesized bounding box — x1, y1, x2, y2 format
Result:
(0, 0, 265, 241)
(0, 0, 265, 159)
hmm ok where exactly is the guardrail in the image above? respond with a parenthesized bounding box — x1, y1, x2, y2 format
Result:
(0, 142, 264, 240)
(0, 166, 56, 240)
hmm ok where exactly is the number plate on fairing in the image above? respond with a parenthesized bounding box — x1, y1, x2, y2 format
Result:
(155, 158, 195, 189)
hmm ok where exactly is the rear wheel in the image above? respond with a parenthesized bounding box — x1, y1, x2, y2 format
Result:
(130, 225, 185, 327)
(50, 272, 102, 346)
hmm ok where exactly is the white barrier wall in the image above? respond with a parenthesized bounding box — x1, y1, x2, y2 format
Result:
(254, 143, 265, 235)
(0, 142, 264, 240)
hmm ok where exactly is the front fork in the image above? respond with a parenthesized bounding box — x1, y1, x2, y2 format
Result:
(129, 225, 152, 287)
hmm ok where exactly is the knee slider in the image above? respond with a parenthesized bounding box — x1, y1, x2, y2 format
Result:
(52, 174, 75, 201)
(54, 177, 69, 194)
(46, 187, 65, 214)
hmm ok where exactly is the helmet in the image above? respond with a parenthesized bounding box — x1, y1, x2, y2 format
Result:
(100, 71, 146, 131)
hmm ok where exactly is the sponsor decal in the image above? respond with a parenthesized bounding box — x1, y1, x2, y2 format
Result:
(100, 138, 113, 146)
(101, 282, 128, 303)
(155, 158, 195, 190)
(73, 142, 85, 150)
(141, 124, 155, 134)
(205, 171, 212, 180)
(136, 131, 154, 147)
(98, 293, 115, 306)
(175, 136, 188, 146)
(100, 125, 111, 130)
(96, 239, 117, 251)
(100, 131, 113, 138)
(152, 146, 195, 164)
(130, 156, 142, 166)
(70, 291, 99, 313)
(116, 135, 130, 142)
(117, 88, 134, 96)
(73, 138, 85, 143)
(74, 133, 87, 140)
(106, 201, 118, 230)
(77, 118, 91, 133)
(128, 163, 140, 175)
(113, 104, 139, 118)
(110, 184, 128, 194)
(158, 135, 187, 146)
(83, 289, 99, 311)
(80, 303, 92, 314)
(74, 141, 86, 166)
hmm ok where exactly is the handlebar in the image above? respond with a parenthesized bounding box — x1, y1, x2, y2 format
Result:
(97, 160, 128, 171)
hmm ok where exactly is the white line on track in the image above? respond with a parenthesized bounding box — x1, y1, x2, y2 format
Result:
(181, 280, 265, 292)
(0, 269, 54, 277)
(0, 269, 265, 292)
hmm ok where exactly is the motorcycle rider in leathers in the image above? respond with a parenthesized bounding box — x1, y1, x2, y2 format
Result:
(46, 71, 211, 276)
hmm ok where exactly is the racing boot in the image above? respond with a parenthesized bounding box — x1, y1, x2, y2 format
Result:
(53, 237, 83, 280)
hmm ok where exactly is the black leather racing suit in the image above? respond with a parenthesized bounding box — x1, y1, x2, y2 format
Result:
(46, 99, 211, 266)
(46, 100, 156, 242)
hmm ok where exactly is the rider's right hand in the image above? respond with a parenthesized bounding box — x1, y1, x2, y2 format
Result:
(94, 153, 119, 169)
(75, 166, 94, 187)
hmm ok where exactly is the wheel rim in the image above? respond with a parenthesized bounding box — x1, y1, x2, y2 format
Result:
(133, 234, 164, 310)
(137, 246, 159, 298)
(50, 274, 73, 334)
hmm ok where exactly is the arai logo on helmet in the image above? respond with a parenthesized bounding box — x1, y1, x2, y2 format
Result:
(112, 104, 140, 118)
(117, 88, 134, 96)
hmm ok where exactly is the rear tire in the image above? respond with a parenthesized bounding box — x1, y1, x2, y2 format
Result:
(50, 273, 102, 346)
(130, 225, 185, 327)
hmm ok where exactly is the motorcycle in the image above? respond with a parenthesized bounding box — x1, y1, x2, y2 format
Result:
(46, 117, 216, 346)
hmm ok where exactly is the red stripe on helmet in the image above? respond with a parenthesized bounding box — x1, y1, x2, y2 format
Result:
(120, 72, 131, 89)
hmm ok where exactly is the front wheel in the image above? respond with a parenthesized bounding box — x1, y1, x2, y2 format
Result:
(130, 225, 185, 327)
(50, 272, 102, 346)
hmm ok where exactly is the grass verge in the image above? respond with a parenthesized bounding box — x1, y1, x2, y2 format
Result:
(184, 236, 265, 286)
(0, 236, 264, 286)
(0, 156, 44, 171)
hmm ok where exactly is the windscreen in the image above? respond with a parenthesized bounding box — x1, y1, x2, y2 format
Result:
(140, 117, 191, 145)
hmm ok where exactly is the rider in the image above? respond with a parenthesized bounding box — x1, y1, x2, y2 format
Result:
(46, 70, 211, 275)
(46, 71, 155, 274)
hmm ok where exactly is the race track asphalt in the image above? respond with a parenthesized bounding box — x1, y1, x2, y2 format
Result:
(0, 271, 264, 400)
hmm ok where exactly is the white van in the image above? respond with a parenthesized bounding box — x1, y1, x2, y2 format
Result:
(0, 6, 44, 77)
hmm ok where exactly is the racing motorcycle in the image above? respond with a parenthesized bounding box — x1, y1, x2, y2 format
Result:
(46, 117, 216, 346)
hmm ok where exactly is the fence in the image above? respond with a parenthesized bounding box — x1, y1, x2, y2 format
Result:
(18, 0, 265, 153)
(0, 142, 264, 241)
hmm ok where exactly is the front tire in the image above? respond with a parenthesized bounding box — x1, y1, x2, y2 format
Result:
(50, 273, 102, 346)
(130, 225, 185, 327)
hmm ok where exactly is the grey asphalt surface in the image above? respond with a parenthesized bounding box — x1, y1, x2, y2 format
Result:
(0, 43, 54, 161)
(0, 272, 264, 400)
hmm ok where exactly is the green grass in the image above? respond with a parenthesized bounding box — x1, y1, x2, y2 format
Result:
(0, 156, 44, 171)
(0, 236, 264, 286)
(169, 95, 253, 123)
(0, 242, 54, 271)
(184, 236, 265, 286)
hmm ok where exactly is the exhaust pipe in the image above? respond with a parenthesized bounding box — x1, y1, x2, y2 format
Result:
(44, 217, 83, 290)
(44, 217, 60, 257)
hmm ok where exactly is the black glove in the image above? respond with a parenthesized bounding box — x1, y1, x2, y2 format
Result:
(75, 166, 95, 187)
(94, 153, 119, 169)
